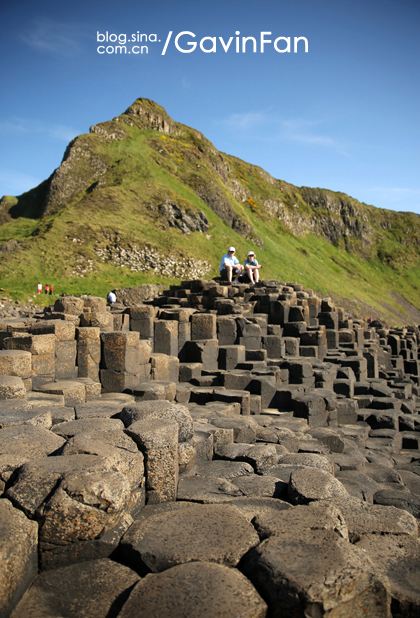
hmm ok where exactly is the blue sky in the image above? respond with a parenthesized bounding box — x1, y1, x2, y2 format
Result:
(1, 0, 419, 214)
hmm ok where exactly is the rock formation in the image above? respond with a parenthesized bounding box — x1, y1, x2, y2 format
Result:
(0, 279, 419, 617)
(0, 98, 419, 324)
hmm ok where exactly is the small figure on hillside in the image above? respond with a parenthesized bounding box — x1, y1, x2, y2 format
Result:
(44, 284, 50, 295)
(107, 289, 117, 305)
(49, 284, 54, 295)
(244, 250, 261, 284)
(219, 246, 244, 283)
(37, 283, 42, 295)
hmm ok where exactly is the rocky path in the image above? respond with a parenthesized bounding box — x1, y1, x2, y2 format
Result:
(0, 280, 419, 617)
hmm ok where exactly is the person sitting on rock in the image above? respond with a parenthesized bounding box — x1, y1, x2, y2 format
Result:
(107, 289, 117, 305)
(219, 246, 244, 283)
(244, 250, 261, 284)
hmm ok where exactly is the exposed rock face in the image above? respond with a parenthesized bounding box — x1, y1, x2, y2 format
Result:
(157, 201, 209, 233)
(123, 97, 176, 134)
(0, 279, 419, 615)
(45, 138, 109, 216)
(95, 236, 212, 279)
(0, 98, 419, 328)
(300, 187, 372, 247)
(186, 172, 262, 244)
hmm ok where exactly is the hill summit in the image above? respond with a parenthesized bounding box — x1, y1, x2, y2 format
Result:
(0, 97, 419, 324)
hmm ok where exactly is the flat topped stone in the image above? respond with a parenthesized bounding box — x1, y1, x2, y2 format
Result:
(0, 425, 65, 459)
(228, 496, 291, 522)
(253, 501, 348, 540)
(0, 407, 52, 429)
(0, 375, 26, 400)
(6, 453, 109, 517)
(11, 558, 139, 618)
(120, 503, 259, 571)
(35, 381, 86, 406)
(75, 401, 125, 420)
(117, 400, 194, 442)
(185, 459, 254, 480)
(52, 417, 124, 437)
(243, 528, 390, 617)
(177, 475, 243, 503)
(318, 496, 419, 540)
(118, 562, 267, 618)
(288, 467, 349, 504)
(232, 474, 287, 499)
(278, 452, 335, 473)
(215, 443, 280, 473)
(355, 533, 420, 615)
(0, 399, 32, 414)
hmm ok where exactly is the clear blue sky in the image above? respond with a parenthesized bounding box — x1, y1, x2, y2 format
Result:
(1, 0, 419, 213)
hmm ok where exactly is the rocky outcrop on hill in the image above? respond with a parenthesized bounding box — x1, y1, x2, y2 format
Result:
(2, 97, 418, 253)
(0, 97, 418, 322)
(0, 279, 419, 616)
(95, 238, 212, 279)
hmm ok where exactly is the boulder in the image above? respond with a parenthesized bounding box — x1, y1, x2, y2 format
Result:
(215, 442, 280, 473)
(356, 533, 420, 617)
(120, 503, 259, 571)
(116, 400, 193, 442)
(118, 562, 267, 618)
(0, 499, 38, 617)
(0, 425, 65, 460)
(318, 496, 418, 541)
(243, 529, 390, 617)
(11, 558, 139, 618)
(177, 475, 243, 503)
(253, 501, 348, 540)
(288, 467, 349, 504)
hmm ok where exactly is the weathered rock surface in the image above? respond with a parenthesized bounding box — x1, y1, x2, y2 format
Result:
(118, 561, 267, 618)
(0, 280, 419, 615)
(0, 499, 38, 617)
(120, 503, 259, 572)
(11, 558, 139, 618)
(242, 529, 390, 617)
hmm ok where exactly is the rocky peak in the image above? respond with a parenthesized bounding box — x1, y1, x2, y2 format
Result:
(122, 97, 175, 134)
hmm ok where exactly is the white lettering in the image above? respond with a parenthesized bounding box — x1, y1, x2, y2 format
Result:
(174, 31, 197, 53)
(294, 36, 309, 53)
(200, 36, 217, 53)
(218, 36, 234, 53)
(260, 31, 272, 53)
(274, 36, 291, 53)
(241, 36, 257, 53)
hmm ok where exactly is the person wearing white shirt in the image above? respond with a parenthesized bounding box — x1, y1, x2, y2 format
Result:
(107, 290, 117, 305)
(219, 246, 244, 283)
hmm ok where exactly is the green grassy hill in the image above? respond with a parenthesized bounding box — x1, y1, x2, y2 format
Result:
(0, 98, 419, 325)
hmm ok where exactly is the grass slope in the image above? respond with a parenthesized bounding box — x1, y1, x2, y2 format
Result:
(0, 99, 419, 325)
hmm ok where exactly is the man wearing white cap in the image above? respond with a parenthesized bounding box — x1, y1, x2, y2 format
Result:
(219, 246, 244, 283)
(244, 250, 261, 284)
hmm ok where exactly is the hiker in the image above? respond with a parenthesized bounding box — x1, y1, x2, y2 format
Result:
(219, 246, 244, 283)
(49, 284, 54, 295)
(44, 283, 50, 295)
(107, 289, 117, 305)
(37, 283, 42, 294)
(244, 250, 261, 284)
